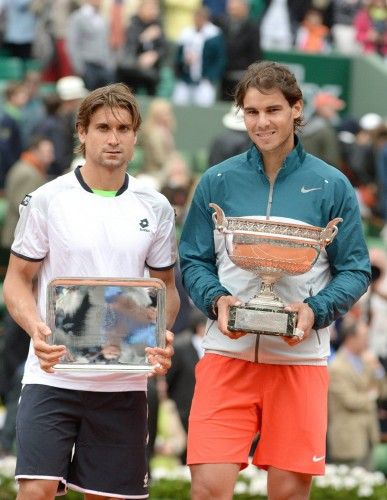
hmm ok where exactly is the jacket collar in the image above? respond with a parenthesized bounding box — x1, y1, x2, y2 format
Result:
(248, 135, 306, 179)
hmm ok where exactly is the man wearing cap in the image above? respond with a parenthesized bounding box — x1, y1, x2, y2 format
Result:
(208, 105, 252, 166)
(301, 91, 345, 169)
(52, 76, 88, 175)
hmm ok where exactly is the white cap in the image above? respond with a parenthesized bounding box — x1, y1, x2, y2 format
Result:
(359, 113, 383, 131)
(222, 105, 246, 131)
(56, 76, 88, 101)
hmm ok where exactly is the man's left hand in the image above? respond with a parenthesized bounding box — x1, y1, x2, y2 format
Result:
(146, 330, 174, 376)
(283, 302, 315, 346)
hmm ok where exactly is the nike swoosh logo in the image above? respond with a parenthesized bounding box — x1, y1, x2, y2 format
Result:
(312, 455, 325, 462)
(301, 186, 322, 193)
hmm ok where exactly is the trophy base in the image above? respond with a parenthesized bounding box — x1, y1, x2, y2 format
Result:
(228, 304, 297, 337)
(53, 363, 153, 373)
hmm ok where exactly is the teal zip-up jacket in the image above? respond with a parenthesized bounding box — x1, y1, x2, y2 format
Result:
(179, 139, 371, 365)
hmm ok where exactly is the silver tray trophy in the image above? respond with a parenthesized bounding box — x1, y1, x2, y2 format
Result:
(46, 277, 166, 372)
(210, 203, 342, 337)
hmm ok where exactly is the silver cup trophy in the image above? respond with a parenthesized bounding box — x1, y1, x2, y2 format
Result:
(210, 203, 342, 337)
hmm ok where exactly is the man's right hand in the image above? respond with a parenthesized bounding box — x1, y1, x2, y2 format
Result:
(32, 322, 66, 373)
(216, 295, 247, 339)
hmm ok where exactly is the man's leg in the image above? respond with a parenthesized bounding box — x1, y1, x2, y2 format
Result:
(267, 467, 313, 500)
(17, 479, 59, 500)
(190, 463, 240, 500)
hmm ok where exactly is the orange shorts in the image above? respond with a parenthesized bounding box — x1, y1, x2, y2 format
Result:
(187, 353, 328, 475)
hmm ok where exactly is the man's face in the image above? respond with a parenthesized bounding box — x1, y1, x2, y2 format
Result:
(78, 106, 137, 172)
(243, 87, 302, 157)
(36, 140, 55, 169)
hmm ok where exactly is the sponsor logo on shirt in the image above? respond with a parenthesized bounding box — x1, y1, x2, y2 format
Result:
(21, 194, 32, 206)
(139, 218, 150, 232)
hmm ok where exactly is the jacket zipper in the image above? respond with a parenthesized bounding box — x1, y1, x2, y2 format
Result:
(255, 334, 260, 363)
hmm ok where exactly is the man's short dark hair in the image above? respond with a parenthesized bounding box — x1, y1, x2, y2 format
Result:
(234, 61, 304, 131)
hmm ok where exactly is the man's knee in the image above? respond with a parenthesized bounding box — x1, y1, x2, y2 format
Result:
(17, 479, 59, 500)
(267, 468, 313, 500)
(190, 464, 239, 500)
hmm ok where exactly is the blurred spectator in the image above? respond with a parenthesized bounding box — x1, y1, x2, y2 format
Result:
(20, 69, 45, 148)
(354, 0, 387, 57)
(31, 93, 67, 177)
(172, 6, 226, 107)
(364, 247, 387, 440)
(345, 113, 381, 218)
(0, 81, 29, 190)
(208, 104, 252, 166)
(1, 135, 53, 248)
(300, 91, 344, 169)
(37, 0, 81, 81)
(161, 151, 196, 233)
(219, 0, 262, 101)
(166, 307, 206, 463)
(162, 0, 202, 43)
(331, 0, 362, 54)
(66, 0, 115, 90)
(375, 123, 387, 224)
(54, 75, 88, 174)
(260, 0, 293, 50)
(107, 0, 126, 55)
(365, 248, 387, 356)
(2, 0, 37, 61)
(295, 7, 331, 52)
(0, 134, 53, 456)
(116, 0, 167, 96)
(328, 318, 387, 469)
(0, 314, 30, 458)
(138, 98, 176, 180)
(203, 0, 227, 25)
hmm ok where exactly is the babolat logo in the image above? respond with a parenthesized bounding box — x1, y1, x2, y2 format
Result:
(139, 218, 150, 231)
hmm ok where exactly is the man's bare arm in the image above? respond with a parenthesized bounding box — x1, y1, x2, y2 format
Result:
(3, 254, 66, 373)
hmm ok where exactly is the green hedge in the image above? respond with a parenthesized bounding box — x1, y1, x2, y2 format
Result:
(1, 464, 387, 499)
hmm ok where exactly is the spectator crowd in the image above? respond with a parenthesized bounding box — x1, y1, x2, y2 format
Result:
(1, 0, 387, 484)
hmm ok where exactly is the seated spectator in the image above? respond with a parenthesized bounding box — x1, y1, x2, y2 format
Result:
(219, 0, 262, 101)
(204, 0, 227, 25)
(116, 0, 167, 96)
(160, 151, 196, 233)
(1, 134, 53, 249)
(259, 0, 293, 50)
(55, 76, 88, 174)
(31, 93, 66, 178)
(300, 91, 345, 169)
(375, 123, 387, 225)
(345, 113, 382, 218)
(39, 0, 81, 82)
(66, 0, 115, 90)
(0, 81, 29, 190)
(172, 6, 226, 107)
(354, 0, 387, 57)
(331, 0, 362, 54)
(208, 104, 252, 166)
(2, 0, 37, 61)
(296, 8, 331, 53)
(328, 317, 387, 470)
(162, 0, 202, 43)
(137, 98, 176, 181)
(20, 70, 46, 148)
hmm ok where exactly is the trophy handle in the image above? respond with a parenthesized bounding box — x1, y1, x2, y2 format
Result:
(209, 203, 228, 231)
(320, 218, 343, 246)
